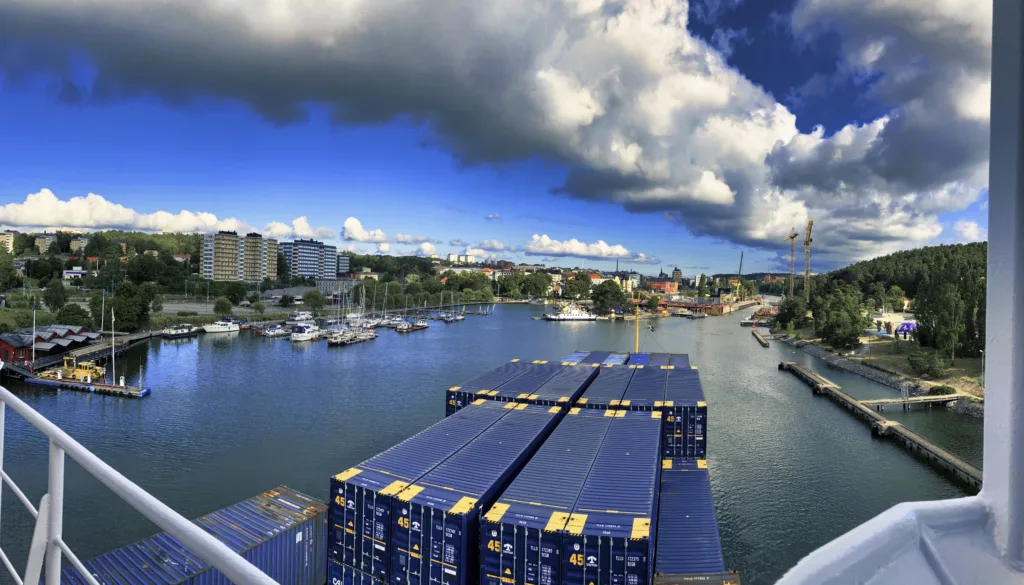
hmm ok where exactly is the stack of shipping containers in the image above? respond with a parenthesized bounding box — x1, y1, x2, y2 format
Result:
(328, 351, 732, 585)
(63, 487, 327, 585)
(329, 401, 515, 584)
(390, 404, 562, 585)
(480, 408, 663, 585)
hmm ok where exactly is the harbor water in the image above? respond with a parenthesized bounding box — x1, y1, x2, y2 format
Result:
(0, 305, 979, 585)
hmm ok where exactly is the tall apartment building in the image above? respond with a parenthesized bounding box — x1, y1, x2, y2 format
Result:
(2, 230, 17, 254)
(201, 231, 278, 282)
(70, 236, 90, 253)
(671, 267, 683, 283)
(35, 233, 55, 254)
(337, 253, 351, 275)
(280, 239, 337, 279)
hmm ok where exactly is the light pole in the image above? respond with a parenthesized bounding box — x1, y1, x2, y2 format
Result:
(981, 349, 985, 388)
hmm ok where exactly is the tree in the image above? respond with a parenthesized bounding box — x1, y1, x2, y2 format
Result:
(89, 293, 105, 329)
(696, 273, 708, 297)
(564, 273, 592, 300)
(775, 296, 807, 329)
(13, 233, 34, 255)
(55, 304, 93, 328)
(46, 241, 60, 256)
(886, 285, 906, 313)
(277, 252, 290, 283)
(111, 282, 152, 331)
(213, 297, 233, 316)
(304, 289, 326, 311)
(813, 281, 870, 349)
(647, 295, 661, 312)
(150, 294, 164, 314)
(279, 295, 294, 307)
(44, 280, 68, 312)
(252, 302, 265, 316)
(591, 281, 627, 315)
(0, 251, 21, 291)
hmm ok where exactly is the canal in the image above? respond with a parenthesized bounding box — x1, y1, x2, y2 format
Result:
(0, 305, 981, 585)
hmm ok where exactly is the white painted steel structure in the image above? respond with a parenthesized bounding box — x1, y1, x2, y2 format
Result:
(778, 1, 1023, 582)
(0, 377, 279, 585)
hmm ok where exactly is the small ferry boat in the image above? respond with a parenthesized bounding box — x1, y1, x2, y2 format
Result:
(290, 323, 319, 342)
(161, 323, 200, 339)
(285, 311, 315, 326)
(543, 303, 597, 322)
(203, 318, 241, 333)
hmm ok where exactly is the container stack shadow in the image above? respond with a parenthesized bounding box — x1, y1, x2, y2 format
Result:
(329, 350, 740, 585)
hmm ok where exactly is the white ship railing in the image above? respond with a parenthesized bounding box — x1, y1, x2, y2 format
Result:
(0, 380, 279, 585)
(778, 0, 1022, 582)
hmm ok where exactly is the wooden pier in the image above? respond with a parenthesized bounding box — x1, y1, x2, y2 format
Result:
(779, 362, 981, 490)
(752, 328, 769, 348)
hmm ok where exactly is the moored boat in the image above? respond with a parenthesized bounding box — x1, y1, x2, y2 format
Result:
(290, 323, 319, 342)
(203, 318, 241, 333)
(543, 303, 597, 321)
(161, 323, 201, 339)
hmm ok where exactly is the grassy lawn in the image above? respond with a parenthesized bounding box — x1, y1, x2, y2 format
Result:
(855, 334, 984, 398)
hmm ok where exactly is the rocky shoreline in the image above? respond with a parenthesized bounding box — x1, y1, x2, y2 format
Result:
(780, 336, 984, 418)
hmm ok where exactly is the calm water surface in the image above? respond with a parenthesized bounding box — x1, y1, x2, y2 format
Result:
(0, 305, 980, 585)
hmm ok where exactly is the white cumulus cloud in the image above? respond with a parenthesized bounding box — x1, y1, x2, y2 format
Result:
(448, 239, 467, 247)
(476, 239, 507, 252)
(523, 234, 657, 264)
(953, 220, 986, 242)
(395, 233, 433, 244)
(376, 242, 391, 254)
(417, 242, 437, 256)
(342, 217, 388, 243)
(485, 214, 501, 221)
(0, 0, 992, 265)
(0, 189, 341, 238)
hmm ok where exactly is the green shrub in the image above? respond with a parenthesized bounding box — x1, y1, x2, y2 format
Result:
(177, 310, 198, 316)
(928, 385, 957, 395)
(908, 350, 944, 378)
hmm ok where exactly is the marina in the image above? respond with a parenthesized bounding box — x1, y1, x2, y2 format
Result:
(0, 305, 981, 585)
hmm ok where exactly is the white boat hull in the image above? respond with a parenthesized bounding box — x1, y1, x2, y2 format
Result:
(203, 322, 240, 333)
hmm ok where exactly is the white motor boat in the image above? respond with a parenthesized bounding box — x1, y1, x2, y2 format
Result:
(285, 311, 315, 326)
(203, 318, 241, 333)
(290, 323, 319, 342)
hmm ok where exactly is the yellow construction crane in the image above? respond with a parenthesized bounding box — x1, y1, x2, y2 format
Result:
(804, 219, 814, 304)
(784, 229, 799, 298)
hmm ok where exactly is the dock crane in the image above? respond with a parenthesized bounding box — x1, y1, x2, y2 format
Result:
(784, 229, 799, 298)
(735, 251, 744, 300)
(804, 219, 814, 304)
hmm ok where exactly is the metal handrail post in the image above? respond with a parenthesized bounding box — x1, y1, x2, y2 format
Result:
(45, 441, 64, 585)
(0, 402, 4, 541)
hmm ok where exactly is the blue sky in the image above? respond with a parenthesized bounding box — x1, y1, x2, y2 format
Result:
(0, 0, 990, 275)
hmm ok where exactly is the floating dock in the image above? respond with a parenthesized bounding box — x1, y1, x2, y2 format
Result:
(752, 328, 769, 347)
(23, 376, 151, 398)
(779, 362, 981, 490)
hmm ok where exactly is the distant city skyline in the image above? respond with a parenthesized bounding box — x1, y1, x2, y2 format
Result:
(0, 1, 990, 275)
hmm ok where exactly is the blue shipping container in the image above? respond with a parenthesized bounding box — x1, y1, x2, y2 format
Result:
(330, 401, 513, 582)
(648, 353, 672, 367)
(518, 364, 599, 407)
(447, 361, 536, 416)
(575, 366, 634, 409)
(619, 365, 669, 410)
(562, 411, 663, 585)
(654, 459, 737, 585)
(562, 351, 592, 364)
(329, 559, 381, 585)
(578, 351, 610, 365)
(600, 353, 629, 367)
(494, 362, 567, 403)
(663, 367, 707, 458)
(61, 486, 327, 585)
(390, 404, 562, 585)
(667, 355, 691, 369)
(629, 353, 652, 367)
(480, 410, 652, 585)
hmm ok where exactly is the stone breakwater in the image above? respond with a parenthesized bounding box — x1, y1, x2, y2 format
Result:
(783, 338, 926, 395)
(781, 337, 984, 419)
